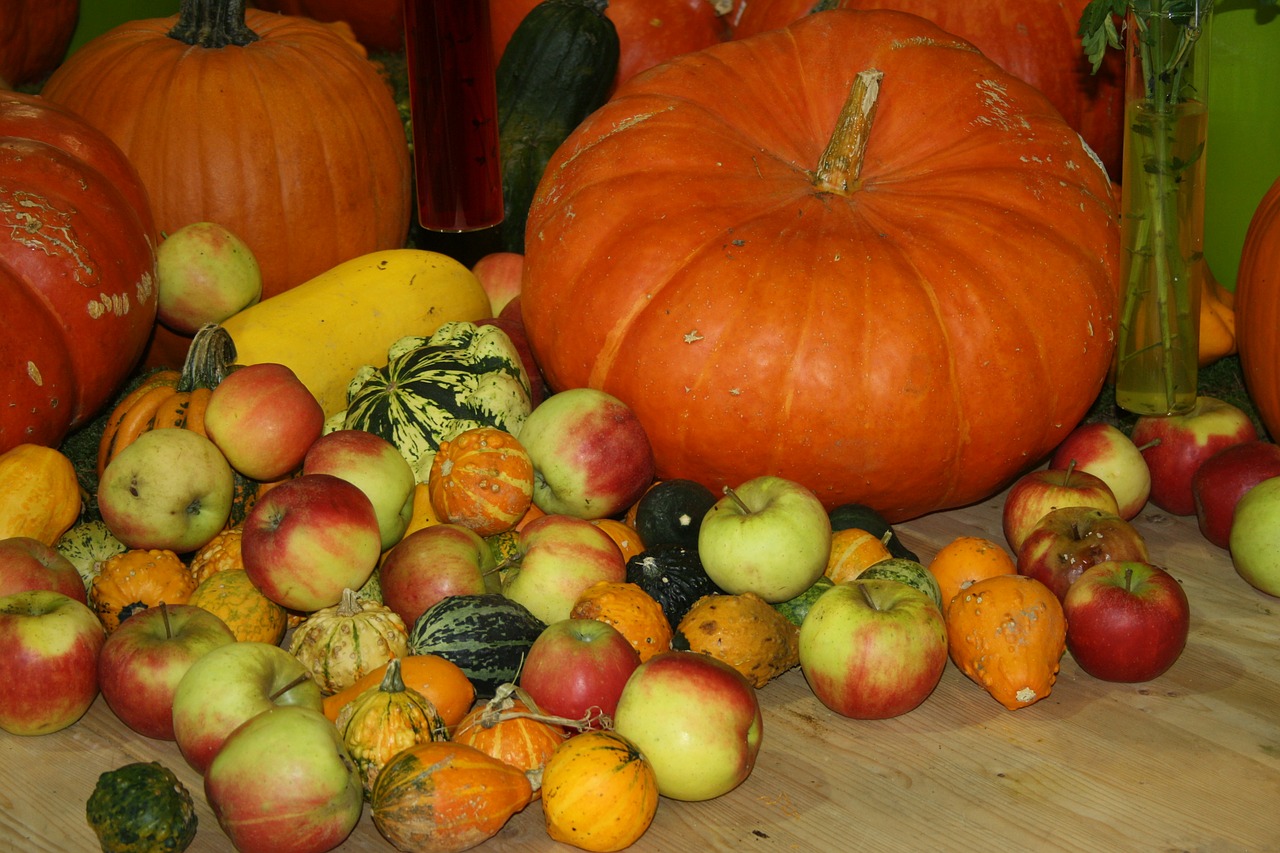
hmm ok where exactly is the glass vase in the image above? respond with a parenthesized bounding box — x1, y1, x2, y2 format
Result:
(1114, 3, 1214, 416)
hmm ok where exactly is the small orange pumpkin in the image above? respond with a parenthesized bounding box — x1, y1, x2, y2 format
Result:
(188, 526, 245, 584)
(0, 443, 82, 545)
(451, 685, 567, 797)
(591, 518, 644, 561)
(370, 741, 534, 851)
(570, 580, 673, 662)
(91, 549, 198, 633)
(946, 574, 1067, 710)
(187, 569, 287, 645)
(825, 527, 893, 584)
(541, 729, 659, 852)
(427, 426, 535, 537)
(323, 654, 476, 732)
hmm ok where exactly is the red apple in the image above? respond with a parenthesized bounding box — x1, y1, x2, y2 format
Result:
(203, 361, 325, 481)
(0, 536, 87, 603)
(1191, 440, 1280, 549)
(1063, 561, 1190, 682)
(518, 388, 655, 520)
(172, 640, 324, 774)
(97, 603, 237, 740)
(519, 618, 640, 725)
(1001, 465, 1119, 554)
(302, 428, 417, 551)
(501, 514, 627, 625)
(798, 579, 947, 719)
(1131, 395, 1258, 516)
(0, 590, 105, 735)
(241, 473, 382, 612)
(379, 523, 498, 628)
(1015, 506, 1151, 602)
(471, 250, 523, 315)
(1049, 422, 1152, 519)
(612, 651, 762, 802)
(205, 706, 363, 853)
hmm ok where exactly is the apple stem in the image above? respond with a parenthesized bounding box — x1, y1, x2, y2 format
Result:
(723, 485, 751, 514)
(1062, 458, 1078, 486)
(1135, 438, 1161, 452)
(269, 672, 312, 701)
(1124, 565, 1134, 592)
(160, 601, 173, 640)
(858, 580, 881, 612)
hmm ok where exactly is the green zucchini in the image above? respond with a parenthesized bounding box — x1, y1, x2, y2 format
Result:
(496, 0, 620, 252)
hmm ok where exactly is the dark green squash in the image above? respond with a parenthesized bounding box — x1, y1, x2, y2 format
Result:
(85, 762, 197, 853)
(625, 543, 724, 631)
(633, 478, 718, 550)
(407, 593, 545, 698)
(496, 0, 620, 252)
(829, 502, 919, 562)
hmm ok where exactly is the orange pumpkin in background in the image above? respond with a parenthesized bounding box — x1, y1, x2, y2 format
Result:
(726, 0, 1124, 179)
(0, 0, 80, 87)
(40, 1, 411, 331)
(252, 0, 405, 52)
(1235, 176, 1280, 441)
(521, 10, 1120, 522)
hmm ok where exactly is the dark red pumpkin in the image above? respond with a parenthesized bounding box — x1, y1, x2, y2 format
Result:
(1235, 176, 1280, 441)
(490, 0, 728, 89)
(0, 0, 80, 87)
(251, 0, 405, 52)
(727, 0, 1124, 179)
(39, 1, 411, 308)
(0, 91, 158, 454)
(521, 10, 1119, 522)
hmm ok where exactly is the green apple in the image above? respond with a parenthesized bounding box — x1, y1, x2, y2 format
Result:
(97, 428, 235, 553)
(156, 221, 262, 335)
(1228, 476, 1280, 597)
(697, 476, 832, 602)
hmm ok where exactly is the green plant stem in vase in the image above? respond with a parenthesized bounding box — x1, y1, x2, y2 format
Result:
(1082, 1, 1215, 416)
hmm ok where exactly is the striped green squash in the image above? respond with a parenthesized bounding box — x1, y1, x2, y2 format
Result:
(340, 322, 532, 482)
(858, 558, 944, 611)
(407, 594, 545, 698)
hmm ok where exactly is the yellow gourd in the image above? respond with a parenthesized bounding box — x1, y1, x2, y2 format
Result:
(0, 444, 81, 545)
(675, 592, 800, 688)
(218, 249, 493, 416)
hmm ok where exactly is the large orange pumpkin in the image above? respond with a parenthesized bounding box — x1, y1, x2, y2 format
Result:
(39, 0, 411, 310)
(0, 91, 158, 454)
(727, 1, 1124, 179)
(1236, 176, 1280, 441)
(521, 10, 1120, 522)
(0, 0, 80, 87)
(490, 0, 728, 89)
(251, 0, 405, 52)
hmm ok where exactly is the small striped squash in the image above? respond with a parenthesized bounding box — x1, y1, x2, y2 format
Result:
(427, 426, 534, 537)
(407, 593, 545, 698)
(289, 588, 409, 694)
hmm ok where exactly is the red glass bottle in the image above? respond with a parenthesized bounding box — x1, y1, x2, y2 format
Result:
(402, 0, 503, 232)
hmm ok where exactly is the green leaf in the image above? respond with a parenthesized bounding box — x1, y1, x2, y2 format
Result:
(1078, 0, 1128, 73)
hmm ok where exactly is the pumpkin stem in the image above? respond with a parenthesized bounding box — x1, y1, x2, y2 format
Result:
(814, 68, 883, 194)
(378, 657, 407, 694)
(168, 0, 260, 48)
(336, 587, 361, 617)
(178, 324, 237, 392)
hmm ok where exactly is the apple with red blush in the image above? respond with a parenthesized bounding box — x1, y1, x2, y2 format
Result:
(471, 251, 523, 316)
(302, 428, 417, 551)
(155, 221, 262, 334)
(1063, 561, 1190, 682)
(379, 523, 498, 628)
(1191, 440, 1280, 549)
(97, 602, 237, 740)
(0, 590, 105, 735)
(1015, 506, 1150, 602)
(520, 618, 640, 725)
(1049, 422, 1152, 519)
(1228, 476, 1280, 598)
(0, 536, 87, 603)
(241, 473, 382, 612)
(203, 361, 325, 481)
(501, 514, 627, 625)
(518, 388, 655, 520)
(1001, 464, 1119, 554)
(798, 578, 947, 719)
(1131, 395, 1258, 516)
(612, 650, 762, 802)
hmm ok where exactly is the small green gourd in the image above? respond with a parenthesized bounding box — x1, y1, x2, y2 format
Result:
(85, 762, 197, 853)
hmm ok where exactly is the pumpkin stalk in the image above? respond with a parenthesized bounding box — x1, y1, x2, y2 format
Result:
(814, 68, 883, 194)
(169, 0, 260, 48)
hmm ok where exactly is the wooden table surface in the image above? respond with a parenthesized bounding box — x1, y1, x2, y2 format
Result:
(3, 485, 1279, 852)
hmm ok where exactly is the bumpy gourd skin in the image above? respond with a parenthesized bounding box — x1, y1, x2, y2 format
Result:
(675, 592, 800, 688)
(86, 761, 198, 853)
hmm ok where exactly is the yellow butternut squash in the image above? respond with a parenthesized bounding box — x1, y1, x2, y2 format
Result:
(218, 249, 493, 416)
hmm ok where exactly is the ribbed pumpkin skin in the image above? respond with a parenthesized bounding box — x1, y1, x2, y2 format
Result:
(0, 0, 80, 86)
(522, 10, 1119, 522)
(452, 691, 566, 795)
(370, 741, 533, 853)
(541, 729, 659, 852)
(1235, 177, 1280, 442)
(0, 91, 157, 452)
(428, 427, 535, 537)
(39, 8, 410, 304)
(289, 589, 410, 694)
(729, 0, 1123, 177)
